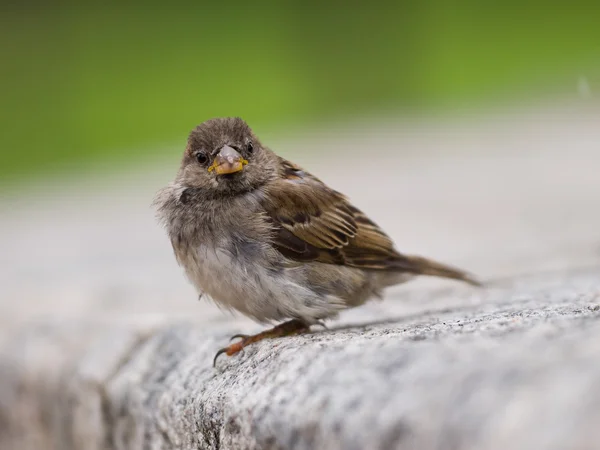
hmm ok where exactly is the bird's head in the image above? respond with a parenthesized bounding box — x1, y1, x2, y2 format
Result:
(177, 117, 277, 197)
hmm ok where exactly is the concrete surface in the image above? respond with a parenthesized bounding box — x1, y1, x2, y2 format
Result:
(1, 104, 600, 449)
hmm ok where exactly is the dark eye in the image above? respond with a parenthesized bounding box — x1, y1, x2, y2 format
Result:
(195, 152, 208, 165)
(247, 141, 254, 154)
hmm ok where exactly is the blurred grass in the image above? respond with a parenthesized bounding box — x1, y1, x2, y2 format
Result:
(1, 1, 599, 182)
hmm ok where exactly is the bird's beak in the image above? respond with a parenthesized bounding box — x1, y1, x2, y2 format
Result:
(208, 145, 248, 175)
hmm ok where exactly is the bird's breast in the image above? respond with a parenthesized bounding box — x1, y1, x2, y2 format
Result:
(175, 231, 292, 321)
(168, 191, 351, 322)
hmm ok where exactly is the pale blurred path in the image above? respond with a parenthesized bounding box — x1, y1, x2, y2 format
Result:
(1, 104, 600, 449)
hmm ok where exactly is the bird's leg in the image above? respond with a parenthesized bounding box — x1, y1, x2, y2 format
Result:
(214, 319, 309, 366)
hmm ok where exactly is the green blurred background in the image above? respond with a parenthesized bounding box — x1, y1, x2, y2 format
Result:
(1, 1, 599, 184)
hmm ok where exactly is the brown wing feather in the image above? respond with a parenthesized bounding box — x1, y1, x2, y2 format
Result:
(264, 158, 403, 270)
(263, 158, 481, 286)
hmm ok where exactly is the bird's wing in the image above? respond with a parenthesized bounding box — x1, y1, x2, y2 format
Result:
(262, 158, 481, 286)
(262, 158, 404, 270)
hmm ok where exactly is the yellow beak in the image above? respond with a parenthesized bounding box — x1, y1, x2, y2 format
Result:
(208, 145, 248, 175)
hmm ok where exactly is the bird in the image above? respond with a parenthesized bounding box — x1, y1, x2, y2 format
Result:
(154, 117, 480, 366)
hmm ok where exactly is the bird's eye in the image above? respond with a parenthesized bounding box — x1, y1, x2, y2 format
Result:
(247, 141, 254, 154)
(195, 152, 208, 165)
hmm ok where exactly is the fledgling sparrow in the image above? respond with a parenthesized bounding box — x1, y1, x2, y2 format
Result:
(155, 117, 480, 366)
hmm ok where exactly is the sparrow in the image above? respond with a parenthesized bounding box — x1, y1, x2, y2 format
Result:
(155, 117, 480, 366)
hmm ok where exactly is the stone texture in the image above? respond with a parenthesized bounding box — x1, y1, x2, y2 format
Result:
(1, 104, 600, 449)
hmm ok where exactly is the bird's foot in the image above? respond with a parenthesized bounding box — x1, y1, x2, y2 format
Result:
(214, 319, 309, 367)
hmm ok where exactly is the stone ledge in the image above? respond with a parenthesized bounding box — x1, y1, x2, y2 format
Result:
(2, 268, 600, 450)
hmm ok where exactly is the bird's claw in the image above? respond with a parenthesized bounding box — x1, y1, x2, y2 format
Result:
(213, 347, 229, 368)
(213, 339, 247, 367)
(213, 333, 251, 366)
(229, 333, 250, 342)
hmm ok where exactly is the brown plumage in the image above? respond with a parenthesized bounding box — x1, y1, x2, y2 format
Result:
(154, 117, 480, 366)
(266, 158, 478, 284)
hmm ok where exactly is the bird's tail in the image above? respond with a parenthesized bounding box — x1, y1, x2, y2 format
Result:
(399, 254, 482, 287)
